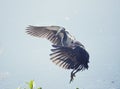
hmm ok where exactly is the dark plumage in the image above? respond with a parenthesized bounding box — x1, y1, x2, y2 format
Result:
(26, 25, 89, 83)
(50, 42, 89, 83)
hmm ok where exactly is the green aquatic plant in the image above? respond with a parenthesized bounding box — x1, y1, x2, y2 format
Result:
(26, 80, 35, 89)
(17, 80, 79, 89)
(17, 80, 42, 89)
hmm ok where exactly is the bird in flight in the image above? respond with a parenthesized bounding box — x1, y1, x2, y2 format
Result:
(26, 25, 89, 83)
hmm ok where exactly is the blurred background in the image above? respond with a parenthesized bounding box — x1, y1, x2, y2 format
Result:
(0, 0, 120, 89)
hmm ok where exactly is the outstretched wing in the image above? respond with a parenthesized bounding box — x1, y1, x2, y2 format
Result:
(26, 25, 65, 45)
(50, 45, 79, 69)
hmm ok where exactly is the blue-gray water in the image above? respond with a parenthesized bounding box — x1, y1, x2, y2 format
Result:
(0, 0, 120, 89)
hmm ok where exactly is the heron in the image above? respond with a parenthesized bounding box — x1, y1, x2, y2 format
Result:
(26, 25, 89, 83)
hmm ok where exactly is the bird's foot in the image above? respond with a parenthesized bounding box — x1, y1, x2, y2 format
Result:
(69, 73, 76, 83)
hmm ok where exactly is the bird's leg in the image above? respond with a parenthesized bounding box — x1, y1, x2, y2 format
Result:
(69, 67, 83, 83)
(69, 69, 76, 83)
(72, 66, 82, 77)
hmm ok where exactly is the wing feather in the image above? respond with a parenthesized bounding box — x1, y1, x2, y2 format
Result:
(50, 45, 78, 69)
(26, 25, 65, 45)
